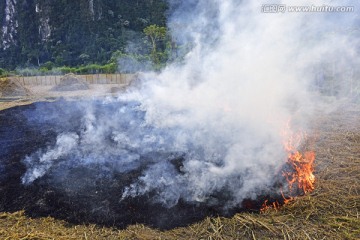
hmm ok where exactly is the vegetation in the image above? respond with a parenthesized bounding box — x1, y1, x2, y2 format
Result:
(0, 0, 169, 72)
(15, 63, 117, 76)
(0, 68, 8, 77)
(144, 24, 168, 65)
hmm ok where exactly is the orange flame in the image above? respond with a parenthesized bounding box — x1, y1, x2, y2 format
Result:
(284, 150, 315, 194)
(260, 122, 315, 212)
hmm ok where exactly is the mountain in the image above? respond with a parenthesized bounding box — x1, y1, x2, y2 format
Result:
(0, 0, 168, 69)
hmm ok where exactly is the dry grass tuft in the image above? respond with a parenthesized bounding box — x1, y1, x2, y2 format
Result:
(0, 102, 359, 240)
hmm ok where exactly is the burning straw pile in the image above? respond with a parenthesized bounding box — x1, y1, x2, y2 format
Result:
(0, 99, 317, 230)
(0, 104, 359, 239)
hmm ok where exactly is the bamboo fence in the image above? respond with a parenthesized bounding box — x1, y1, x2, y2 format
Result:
(10, 74, 135, 86)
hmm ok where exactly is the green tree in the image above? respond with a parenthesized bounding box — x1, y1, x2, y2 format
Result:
(42, 61, 54, 71)
(0, 68, 8, 77)
(79, 53, 91, 65)
(143, 24, 167, 64)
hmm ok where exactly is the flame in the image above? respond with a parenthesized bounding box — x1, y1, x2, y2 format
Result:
(284, 150, 315, 194)
(260, 122, 316, 212)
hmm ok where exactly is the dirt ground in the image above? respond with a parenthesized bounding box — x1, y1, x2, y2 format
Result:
(0, 84, 126, 111)
(0, 90, 359, 239)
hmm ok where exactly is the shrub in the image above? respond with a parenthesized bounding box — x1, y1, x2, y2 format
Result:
(0, 68, 8, 77)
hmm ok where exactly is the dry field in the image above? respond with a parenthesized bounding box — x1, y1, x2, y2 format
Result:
(0, 90, 359, 239)
(0, 84, 126, 111)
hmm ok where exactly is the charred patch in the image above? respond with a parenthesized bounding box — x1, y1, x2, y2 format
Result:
(0, 99, 308, 229)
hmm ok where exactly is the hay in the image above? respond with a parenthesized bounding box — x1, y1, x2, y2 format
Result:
(0, 104, 359, 239)
(51, 73, 89, 91)
(110, 86, 126, 94)
(0, 77, 31, 97)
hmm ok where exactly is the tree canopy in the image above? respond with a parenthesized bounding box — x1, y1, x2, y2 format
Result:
(0, 0, 168, 70)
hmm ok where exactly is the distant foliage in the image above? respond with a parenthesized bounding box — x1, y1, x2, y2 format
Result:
(0, 0, 168, 70)
(14, 63, 118, 76)
(144, 24, 168, 65)
(0, 68, 8, 77)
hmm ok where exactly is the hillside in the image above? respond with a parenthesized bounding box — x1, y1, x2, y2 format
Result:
(0, 0, 168, 69)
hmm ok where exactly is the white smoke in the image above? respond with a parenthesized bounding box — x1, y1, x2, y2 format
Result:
(22, 133, 79, 184)
(21, 0, 359, 209)
(120, 0, 359, 205)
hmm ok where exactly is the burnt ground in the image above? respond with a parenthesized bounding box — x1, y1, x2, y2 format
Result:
(0, 100, 208, 229)
(0, 99, 292, 230)
(0, 99, 358, 239)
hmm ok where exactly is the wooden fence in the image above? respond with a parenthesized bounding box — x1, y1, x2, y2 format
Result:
(10, 74, 136, 86)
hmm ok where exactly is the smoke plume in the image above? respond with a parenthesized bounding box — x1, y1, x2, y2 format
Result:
(21, 0, 359, 211)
